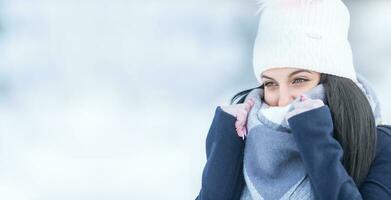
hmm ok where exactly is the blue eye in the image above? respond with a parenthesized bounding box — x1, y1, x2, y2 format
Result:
(293, 78, 308, 84)
(264, 82, 277, 87)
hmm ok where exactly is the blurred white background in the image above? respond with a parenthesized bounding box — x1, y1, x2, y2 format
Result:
(0, 0, 390, 199)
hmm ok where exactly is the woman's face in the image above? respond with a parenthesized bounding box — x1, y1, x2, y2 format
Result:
(261, 67, 321, 107)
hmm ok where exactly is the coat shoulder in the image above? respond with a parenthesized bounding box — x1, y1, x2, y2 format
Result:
(377, 124, 391, 138)
(376, 124, 391, 153)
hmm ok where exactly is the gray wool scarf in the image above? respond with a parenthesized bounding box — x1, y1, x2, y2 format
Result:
(240, 74, 382, 200)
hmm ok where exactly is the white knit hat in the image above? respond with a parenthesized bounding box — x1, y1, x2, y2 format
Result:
(253, 0, 358, 84)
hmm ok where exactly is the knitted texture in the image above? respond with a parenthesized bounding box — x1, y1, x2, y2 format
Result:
(253, 0, 357, 84)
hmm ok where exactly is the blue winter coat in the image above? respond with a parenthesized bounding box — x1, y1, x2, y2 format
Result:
(196, 106, 391, 200)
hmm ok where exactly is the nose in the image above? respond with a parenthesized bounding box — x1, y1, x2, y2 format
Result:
(278, 88, 295, 107)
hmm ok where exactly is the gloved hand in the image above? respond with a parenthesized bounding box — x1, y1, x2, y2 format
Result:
(220, 97, 255, 140)
(285, 95, 325, 121)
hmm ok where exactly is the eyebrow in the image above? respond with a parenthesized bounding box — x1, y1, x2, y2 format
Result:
(261, 69, 313, 81)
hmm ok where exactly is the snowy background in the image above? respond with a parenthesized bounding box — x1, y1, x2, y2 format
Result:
(0, 0, 390, 199)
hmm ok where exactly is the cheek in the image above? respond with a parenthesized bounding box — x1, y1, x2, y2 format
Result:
(263, 90, 278, 106)
(291, 82, 319, 96)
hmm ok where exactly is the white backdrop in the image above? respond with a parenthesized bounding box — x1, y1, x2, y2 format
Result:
(0, 0, 390, 199)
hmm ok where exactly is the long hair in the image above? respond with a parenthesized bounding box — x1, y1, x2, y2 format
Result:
(230, 74, 377, 187)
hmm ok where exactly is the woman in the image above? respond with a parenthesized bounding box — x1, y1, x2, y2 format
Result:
(196, 0, 391, 199)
